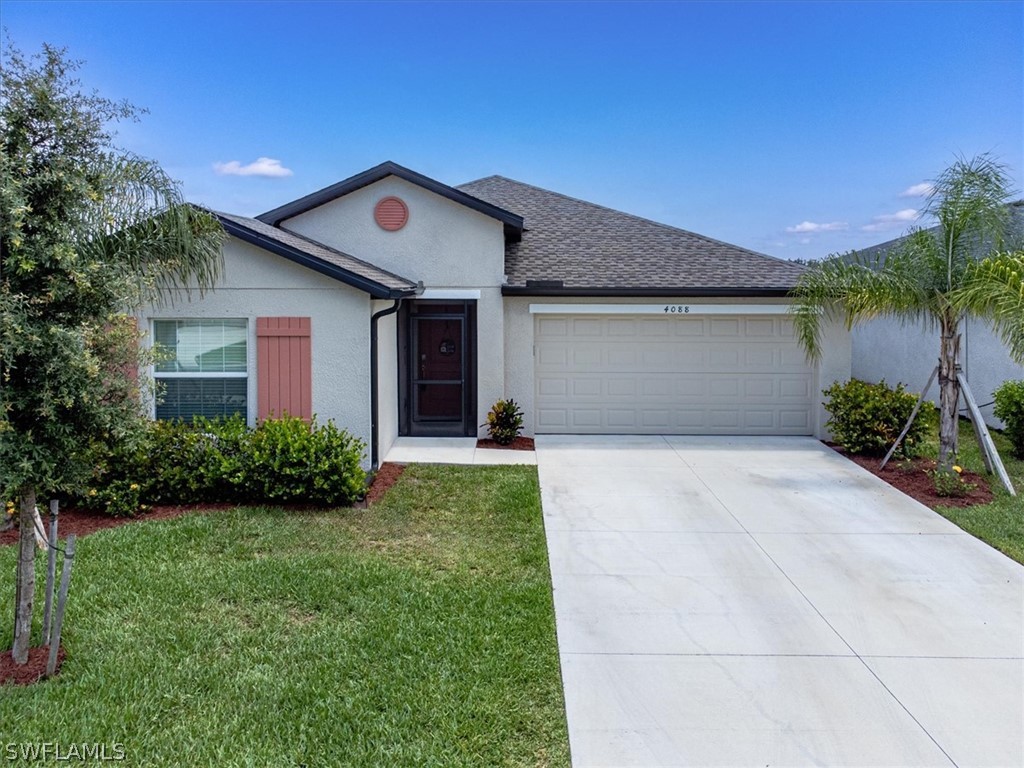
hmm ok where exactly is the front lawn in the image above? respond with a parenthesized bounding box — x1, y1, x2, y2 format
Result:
(0, 465, 569, 767)
(927, 420, 1024, 565)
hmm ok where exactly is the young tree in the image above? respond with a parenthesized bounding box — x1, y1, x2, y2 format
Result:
(792, 155, 1018, 472)
(1, 43, 224, 664)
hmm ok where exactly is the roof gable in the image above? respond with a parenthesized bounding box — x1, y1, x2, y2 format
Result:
(257, 161, 524, 240)
(457, 176, 806, 295)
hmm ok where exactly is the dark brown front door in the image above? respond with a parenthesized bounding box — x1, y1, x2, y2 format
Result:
(401, 301, 476, 436)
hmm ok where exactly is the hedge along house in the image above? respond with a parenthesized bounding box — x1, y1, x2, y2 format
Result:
(139, 161, 851, 468)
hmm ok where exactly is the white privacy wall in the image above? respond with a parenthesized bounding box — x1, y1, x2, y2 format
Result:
(138, 237, 374, 465)
(853, 317, 1024, 428)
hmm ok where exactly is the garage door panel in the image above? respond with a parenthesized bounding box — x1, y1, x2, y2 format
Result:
(673, 318, 705, 336)
(571, 318, 603, 336)
(537, 377, 568, 397)
(537, 317, 568, 337)
(538, 345, 568, 366)
(641, 319, 672, 336)
(744, 318, 776, 336)
(607, 319, 636, 336)
(571, 378, 602, 397)
(535, 313, 813, 435)
(709, 318, 740, 337)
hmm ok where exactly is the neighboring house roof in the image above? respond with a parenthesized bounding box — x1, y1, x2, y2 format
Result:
(212, 210, 421, 299)
(456, 175, 806, 296)
(850, 200, 1024, 267)
(256, 160, 525, 240)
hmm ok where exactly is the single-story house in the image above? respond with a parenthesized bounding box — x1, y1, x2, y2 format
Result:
(139, 161, 851, 467)
(851, 201, 1024, 429)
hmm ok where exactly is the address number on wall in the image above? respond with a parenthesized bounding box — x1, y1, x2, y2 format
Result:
(663, 305, 690, 314)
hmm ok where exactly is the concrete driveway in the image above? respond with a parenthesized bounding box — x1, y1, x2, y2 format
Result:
(536, 435, 1023, 768)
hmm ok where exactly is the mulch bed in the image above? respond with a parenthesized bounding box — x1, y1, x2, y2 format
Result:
(830, 446, 995, 509)
(365, 462, 405, 506)
(476, 436, 536, 451)
(1, 645, 65, 686)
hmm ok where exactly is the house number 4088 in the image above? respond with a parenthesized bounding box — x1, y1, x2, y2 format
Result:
(663, 305, 690, 314)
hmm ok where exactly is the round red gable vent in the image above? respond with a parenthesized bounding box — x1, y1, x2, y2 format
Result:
(374, 196, 409, 231)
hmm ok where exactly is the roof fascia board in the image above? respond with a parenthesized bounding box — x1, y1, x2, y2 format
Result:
(501, 286, 795, 298)
(256, 161, 524, 237)
(528, 303, 793, 314)
(218, 217, 418, 299)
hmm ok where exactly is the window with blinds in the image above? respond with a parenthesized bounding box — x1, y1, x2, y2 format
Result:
(153, 319, 248, 422)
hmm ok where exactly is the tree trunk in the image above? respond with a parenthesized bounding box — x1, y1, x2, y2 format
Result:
(12, 487, 37, 665)
(937, 315, 961, 471)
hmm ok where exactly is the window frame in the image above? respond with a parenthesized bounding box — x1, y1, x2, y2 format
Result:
(150, 318, 251, 423)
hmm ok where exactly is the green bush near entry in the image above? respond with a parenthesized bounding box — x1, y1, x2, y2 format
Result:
(81, 415, 366, 514)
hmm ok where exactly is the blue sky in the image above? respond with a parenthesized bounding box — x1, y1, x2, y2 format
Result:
(3, 1, 1021, 261)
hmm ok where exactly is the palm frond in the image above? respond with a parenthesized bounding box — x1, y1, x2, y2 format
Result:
(924, 154, 1015, 288)
(76, 154, 224, 306)
(955, 251, 1024, 364)
(790, 251, 931, 361)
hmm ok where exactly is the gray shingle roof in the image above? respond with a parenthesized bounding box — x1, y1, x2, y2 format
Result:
(456, 176, 806, 293)
(851, 200, 1024, 267)
(212, 210, 420, 298)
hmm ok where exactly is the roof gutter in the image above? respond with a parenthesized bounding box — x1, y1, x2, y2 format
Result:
(369, 298, 404, 472)
(500, 286, 796, 298)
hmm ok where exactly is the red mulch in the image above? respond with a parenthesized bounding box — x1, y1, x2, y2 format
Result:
(830, 447, 995, 509)
(1, 645, 65, 686)
(365, 462, 405, 505)
(476, 436, 536, 451)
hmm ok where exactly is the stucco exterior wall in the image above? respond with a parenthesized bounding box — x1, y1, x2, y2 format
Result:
(503, 296, 851, 439)
(853, 317, 1024, 428)
(280, 176, 507, 288)
(138, 237, 374, 466)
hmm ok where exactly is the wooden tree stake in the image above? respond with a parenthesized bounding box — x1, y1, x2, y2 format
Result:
(880, 367, 938, 470)
(43, 499, 60, 645)
(46, 534, 76, 678)
(957, 372, 1016, 496)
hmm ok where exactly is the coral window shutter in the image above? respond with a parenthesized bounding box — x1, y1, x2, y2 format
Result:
(256, 317, 312, 421)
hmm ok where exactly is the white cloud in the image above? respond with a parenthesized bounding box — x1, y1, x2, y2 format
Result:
(900, 182, 933, 198)
(213, 157, 293, 178)
(785, 220, 849, 233)
(861, 208, 919, 232)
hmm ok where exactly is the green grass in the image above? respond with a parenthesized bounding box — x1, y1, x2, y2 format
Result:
(923, 419, 1024, 565)
(0, 465, 569, 767)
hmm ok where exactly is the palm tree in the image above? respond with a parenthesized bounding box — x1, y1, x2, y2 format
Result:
(791, 155, 1018, 472)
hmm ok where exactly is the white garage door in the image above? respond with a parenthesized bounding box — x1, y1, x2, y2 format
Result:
(534, 313, 814, 435)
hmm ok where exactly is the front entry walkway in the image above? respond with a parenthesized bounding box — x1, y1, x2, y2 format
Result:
(384, 437, 536, 465)
(536, 435, 1023, 767)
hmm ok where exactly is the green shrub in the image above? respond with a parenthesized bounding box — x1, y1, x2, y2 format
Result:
(823, 378, 934, 457)
(484, 399, 524, 445)
(82, 415, 366, 514)
(993, 380, 1024, 459)
(145, 416, 248, 504)
(241, 416, 366, 506)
